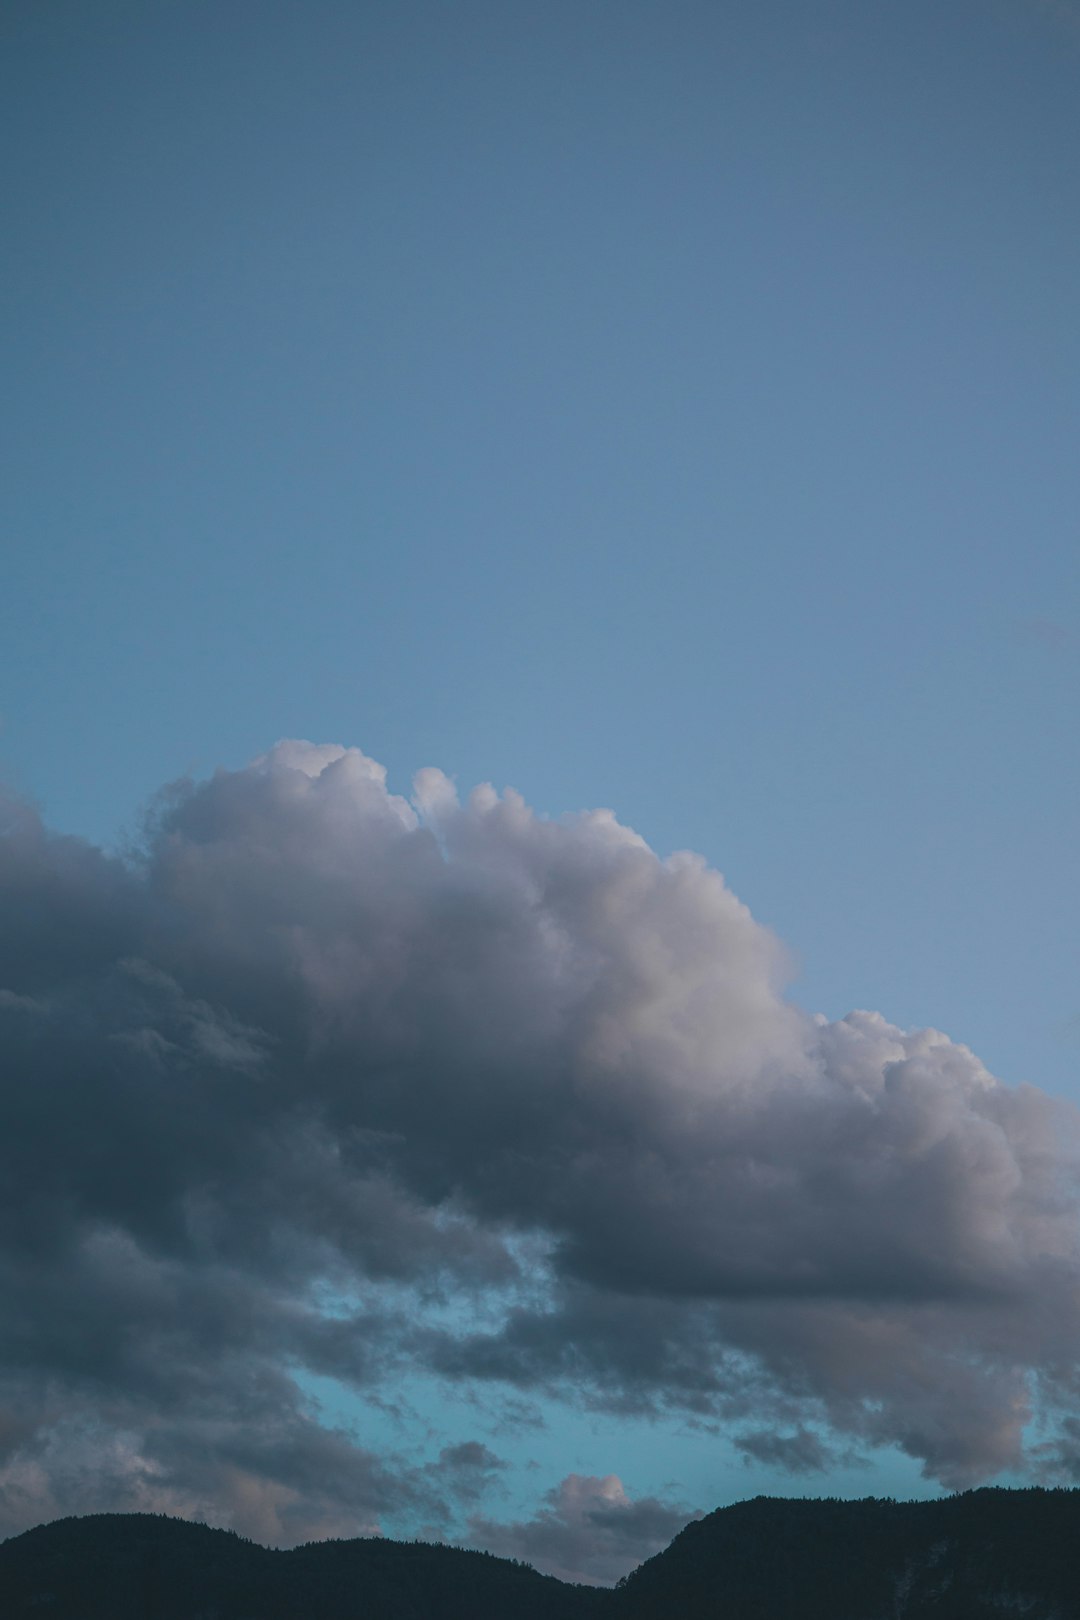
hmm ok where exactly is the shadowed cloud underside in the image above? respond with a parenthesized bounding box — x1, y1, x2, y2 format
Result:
(1, 742, 1079, 1572)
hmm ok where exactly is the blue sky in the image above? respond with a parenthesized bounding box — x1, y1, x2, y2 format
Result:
(2, 0, 1079, 1571)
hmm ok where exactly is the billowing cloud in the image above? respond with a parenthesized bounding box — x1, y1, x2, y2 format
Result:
(466, 1473, 698, 1586)
(2, 741, 1080, 1561)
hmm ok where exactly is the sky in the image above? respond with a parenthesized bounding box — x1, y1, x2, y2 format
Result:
(1, 0, 1079, 1586)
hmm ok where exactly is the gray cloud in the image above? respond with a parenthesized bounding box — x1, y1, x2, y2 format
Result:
(434, 1440, 507, 1496)
(465, 1473, 699, 1586)
(733, 1425, 859, 1475)
(2, 741, 1080, 1543)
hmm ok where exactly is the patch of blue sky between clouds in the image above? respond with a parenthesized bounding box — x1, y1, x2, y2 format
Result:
(292, 1354, 941, 1546)
(295, 1259, 942, 1540)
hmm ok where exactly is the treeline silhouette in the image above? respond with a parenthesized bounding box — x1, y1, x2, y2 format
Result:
(0, 1514, 605, 1620)
(3, 1488, 1080, 1618)
(615, 1488, 1080, 1618)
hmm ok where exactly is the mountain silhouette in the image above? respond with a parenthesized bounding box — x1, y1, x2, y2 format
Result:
(4, 1488, 1080, 1618)
(615, 1488, 1080, 1618)
(0, 1512, 606, 1620)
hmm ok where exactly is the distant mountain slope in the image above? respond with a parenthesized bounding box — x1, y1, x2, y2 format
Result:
(0, 1511, 607, 1620)
(4, 1490, 1080, 1619)
(614, 1488, 1080, 1619)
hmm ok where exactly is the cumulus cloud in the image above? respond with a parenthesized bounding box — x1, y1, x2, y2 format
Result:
(466, 1473, 699, 1586)
(1, 741, 1080, 1554)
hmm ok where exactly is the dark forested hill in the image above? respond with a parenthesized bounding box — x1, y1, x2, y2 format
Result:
(614, 1487, 1080, 1619)
(0, 1512, 607, 1620)
(4, 1489, 1080, 1619)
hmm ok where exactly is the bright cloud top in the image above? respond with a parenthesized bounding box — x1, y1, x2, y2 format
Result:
(1, 742, 1079, 1568)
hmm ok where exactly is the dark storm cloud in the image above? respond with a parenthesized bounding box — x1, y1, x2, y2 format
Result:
(2, 742, 1080, 1544)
